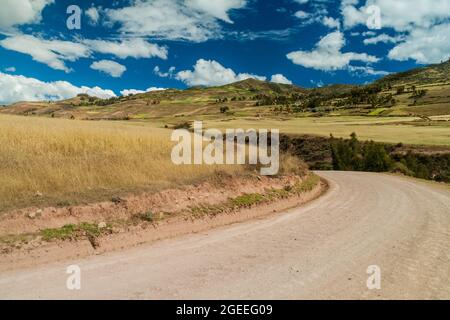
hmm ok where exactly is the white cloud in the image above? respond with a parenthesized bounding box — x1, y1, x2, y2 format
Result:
(176, 59, 266, 87)
(363, 33, 404, 45)
(185, 0, 246, 23)
(154, 66, 176, 78)
(0, 0, 53, 32)
(348, 65, 389, 76)
(0, 35, 167, 72)
(287, 31, 379, 71)
(342, 0, 450, 32)
(294, 11, 310, 19)
(294, 5, 340, 29)
(105, 0, 247, 42)
(120, 87, 167, 96)
(388, 23, 450, 64)
(322, 16, 340, 29)
(270, 74, 293, 84)
(83, 38, 168, 60)
(0, 35, 90, 72)
(0, 72, 115, 104)
(5, 67, 16, 72)
(90, 60, 126, 78)
(85, 7, 100, 25)
(340, 0, 450, 64)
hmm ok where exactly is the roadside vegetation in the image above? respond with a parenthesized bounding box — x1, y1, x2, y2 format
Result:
(330, 133, 449, 182)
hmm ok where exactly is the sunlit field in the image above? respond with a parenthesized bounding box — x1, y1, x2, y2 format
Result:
(205, 116, 450, 146)
(0, 115, 247, 211)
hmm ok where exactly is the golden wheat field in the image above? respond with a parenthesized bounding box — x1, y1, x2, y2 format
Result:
(0, 115, 249, 212)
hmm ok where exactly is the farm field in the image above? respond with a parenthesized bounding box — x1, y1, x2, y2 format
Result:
(0, 114, 246, 212)
(204, 116, 450, 146)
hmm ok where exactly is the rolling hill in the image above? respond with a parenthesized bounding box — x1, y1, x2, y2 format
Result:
(1, 60, 450, 121)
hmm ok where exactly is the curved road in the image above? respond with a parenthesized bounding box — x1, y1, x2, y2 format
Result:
(1, 172, 449, 299)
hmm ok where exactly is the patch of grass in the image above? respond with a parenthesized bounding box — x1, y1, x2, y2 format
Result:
(40, 222, 109, 242)
(188, 174, 321, 218)
(134, 211, 155, 223)
(368, 108, 388, 116)
(41, 224, 77, 241)
(231, 193, 266, 208)
(294, 174, 321, 193)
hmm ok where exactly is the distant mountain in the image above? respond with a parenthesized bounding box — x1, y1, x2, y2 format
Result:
(217, 78, 307, 94)
(1, 61, 449, 120)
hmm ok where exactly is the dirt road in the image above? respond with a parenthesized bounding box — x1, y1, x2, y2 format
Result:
(1, 172, 449, 299)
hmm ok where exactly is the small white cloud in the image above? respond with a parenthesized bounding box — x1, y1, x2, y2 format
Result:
(363, 33, 404, 45)
(4, 67, 16, 72)
(85, 6, 100, 25)
(270, 74, 293, 84)
(0, 72, 115, 104)
(154, 66, 176, 78)
(83, 38, 168, 60)
(176, 59, 266, 87)
(120, 87, 166, 96)
(185, 0, 246, 24)
(310, 79, 324, 87)
(287, 31, 379, 71)
(348, 65, 389, 76)
(294, 11, 310, 19)
(90, 60, 126, 78)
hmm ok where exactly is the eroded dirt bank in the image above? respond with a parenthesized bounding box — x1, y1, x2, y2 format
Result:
(0, 173, 327, 272)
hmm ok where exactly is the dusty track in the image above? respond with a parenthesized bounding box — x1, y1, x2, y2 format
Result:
(0, 172, 449, 299)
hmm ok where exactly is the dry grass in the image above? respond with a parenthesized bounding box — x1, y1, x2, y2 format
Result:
(0, 115, 248, 211)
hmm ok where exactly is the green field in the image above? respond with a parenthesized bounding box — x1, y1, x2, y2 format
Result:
(204, 116, 450, 146)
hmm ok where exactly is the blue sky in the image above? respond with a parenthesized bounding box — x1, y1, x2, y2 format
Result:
(1, 0, 450, 104)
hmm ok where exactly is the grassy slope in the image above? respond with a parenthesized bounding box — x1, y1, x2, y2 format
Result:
(0, 114, 247, 212)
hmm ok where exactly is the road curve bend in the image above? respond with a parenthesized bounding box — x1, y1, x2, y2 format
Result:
(0, 172, 449, 299)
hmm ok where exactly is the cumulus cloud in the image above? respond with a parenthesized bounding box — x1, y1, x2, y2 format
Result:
(341, 0, 450, 64)
(175, 59, 266, 87)
(5, 67, 16, 72)
(90, 60, 126, 78)
(342, 0, 450, 32)
(286, 31, 379, 71)
(185, 0, 246, 23)
(388, 23, 450, 64)
(105, 0, 247, 42)
(82, 38, 168, 60)
(120, 87, 167, 96)
(0, 35, 167, 72)
(0, 72, 115, 105)
(270, 74, 293, 84)
(0, 0, 53, 32)
(0, 35, 90, 72)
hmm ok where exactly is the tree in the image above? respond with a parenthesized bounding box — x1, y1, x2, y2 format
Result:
(220, 106, 230, 114)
